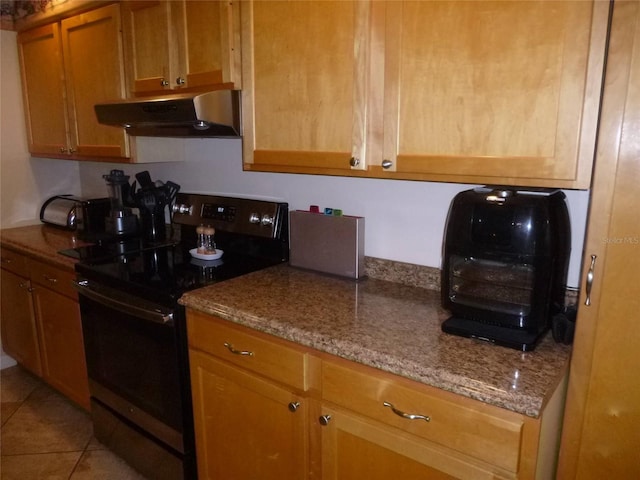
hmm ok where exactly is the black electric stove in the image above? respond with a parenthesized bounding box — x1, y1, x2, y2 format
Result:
(71, 193, 288, 480)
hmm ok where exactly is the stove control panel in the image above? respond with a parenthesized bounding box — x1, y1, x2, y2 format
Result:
(172, 193, 287, 239)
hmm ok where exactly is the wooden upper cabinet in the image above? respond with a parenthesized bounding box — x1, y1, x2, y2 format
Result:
(18, 3, 130, 161)
(17, 23, 70, 156)
(380, 0, 609, 188)
(121, 0, 240, 96)
(60, 3, 129, 159)
(243, 0, 609, 188)
(242, 0, 374, 174)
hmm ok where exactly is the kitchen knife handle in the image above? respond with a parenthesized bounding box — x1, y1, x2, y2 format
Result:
(585, 254, 597, 306)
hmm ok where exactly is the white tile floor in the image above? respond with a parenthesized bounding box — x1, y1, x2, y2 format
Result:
(1, 365, 148, 479)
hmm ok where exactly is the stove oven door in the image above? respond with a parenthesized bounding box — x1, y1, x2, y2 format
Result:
(75, 279, 195, 480)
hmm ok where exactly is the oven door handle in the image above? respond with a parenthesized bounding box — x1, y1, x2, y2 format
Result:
(73, 279, 174, 324)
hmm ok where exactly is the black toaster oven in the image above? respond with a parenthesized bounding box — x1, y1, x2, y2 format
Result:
(441, 187, 571, 351)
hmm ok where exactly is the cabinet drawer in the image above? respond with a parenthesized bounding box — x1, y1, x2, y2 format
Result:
(0, 248, 29, 277)
(187, 310, 311, 391)
(29, 260, 77, 300)
(322, 360, 524, 473)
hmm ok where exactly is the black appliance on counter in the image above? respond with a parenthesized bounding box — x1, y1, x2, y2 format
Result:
(441, 187, 571, 351)
(40, 195, 111, 237)
(70, 193, 289, 480)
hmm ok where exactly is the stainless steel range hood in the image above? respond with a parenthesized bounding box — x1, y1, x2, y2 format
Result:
(94, 90, 241, 137)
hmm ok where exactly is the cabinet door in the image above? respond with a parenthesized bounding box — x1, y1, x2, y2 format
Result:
(558, 1, 640, 478)
(31, 285, 90, 410)
(0, 269, 41, 376)
(17, 23, 70, 156)
(381, 0, 609, 188)
(317, 404, 510, 480)
(182, 0, 240, 90)
(189, 349, 308, 480)
(242, 0, 375, 174)
(122, 0, 239, 95)
(121, 0, 176, 94)
(61, 3, 129, 159)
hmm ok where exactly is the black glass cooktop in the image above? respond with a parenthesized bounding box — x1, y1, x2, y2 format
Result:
(74, 241, 279, 308)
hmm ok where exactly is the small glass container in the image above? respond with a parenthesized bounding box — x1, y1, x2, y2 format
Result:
(196, 225, 216, 254)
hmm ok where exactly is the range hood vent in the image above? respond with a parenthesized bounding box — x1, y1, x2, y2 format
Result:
(94, 90, 241, 137)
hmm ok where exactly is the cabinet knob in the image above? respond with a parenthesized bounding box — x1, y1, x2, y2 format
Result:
(160, 78, 169, 87)
(59, 147, 67, 154)
(288, 402, 300, 413)
(319, 415, 332, 426)
(176, 76, 186, 86)
(381, 159, 393, 169)
(349, 157, 360, 167)
(68, 148, 76, 154)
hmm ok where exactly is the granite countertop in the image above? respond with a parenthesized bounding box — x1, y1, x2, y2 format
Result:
(0, 225, 89, 270)
(2, 225, 571, 418)
(180, 264, 572, 418)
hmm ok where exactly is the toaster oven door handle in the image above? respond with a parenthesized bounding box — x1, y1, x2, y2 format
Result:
(73, 279, 174, 324)
(584, 254, 597, 306)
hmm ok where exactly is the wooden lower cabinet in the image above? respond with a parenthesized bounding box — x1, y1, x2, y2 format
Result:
(187, 310, 565, 479)
(0, 247, 89, 410)
(0, 268, 41, 376)
(318, 404, 473, 480)
(31, 283, 89, 410)
(189, 350, 308, 480)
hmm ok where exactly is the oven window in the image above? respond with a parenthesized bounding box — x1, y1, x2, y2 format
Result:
(448, 255, 534, 316)
(80, 296, 183, 432)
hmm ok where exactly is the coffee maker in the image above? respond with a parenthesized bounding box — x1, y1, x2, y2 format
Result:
(103, 170, 139, 237)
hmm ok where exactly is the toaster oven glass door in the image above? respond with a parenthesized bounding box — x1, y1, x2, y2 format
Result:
(448, 256, 534, 317)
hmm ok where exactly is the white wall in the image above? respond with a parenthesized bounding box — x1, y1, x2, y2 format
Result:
(0, 30, 82, 229)
(77, 138, 589, 288)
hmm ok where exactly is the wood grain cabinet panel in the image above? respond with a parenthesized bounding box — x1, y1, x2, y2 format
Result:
(322, 360, 523, 473)
(381, 0, 609, 188)
(187, 311, 566, 479)
(60, 4, 129, 160)
(189, 350, 308, 480)
(0, 249, 89, 410)
(558, 1, 640, 478)
(0, 266, 42, 377)
(121, 0, 240, 96)
(242, 0, 373, 174)
(17, 3, 129, 161)
(242, 0, 609, 188)
(16, 23, 69, 157)
(31, 282, 90, 410)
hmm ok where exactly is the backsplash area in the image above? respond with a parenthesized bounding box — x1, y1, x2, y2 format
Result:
(76, 138, 590, 289)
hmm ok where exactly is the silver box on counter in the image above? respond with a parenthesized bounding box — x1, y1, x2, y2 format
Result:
(289, 211, 365, 279)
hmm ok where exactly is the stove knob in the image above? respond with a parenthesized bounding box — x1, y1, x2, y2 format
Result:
(173, 203, 192, 215)
(249, 212, 260, 224)
(261, 214, 274, 226)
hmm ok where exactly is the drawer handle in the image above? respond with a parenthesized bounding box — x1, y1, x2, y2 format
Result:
(43, 275, 58, 284)
(223, 342, 254, 356)
(383, 402, 431, 423)
(1, 258, 12, 264)
(585, 254, 597, 306)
